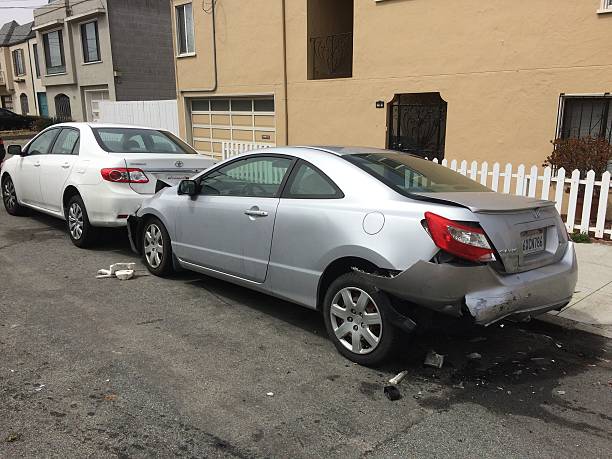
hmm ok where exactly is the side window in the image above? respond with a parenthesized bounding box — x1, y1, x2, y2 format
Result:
(285, 161, 343, 199)
(27, 129, 60, 155)
(200, 156, 293, 197)
(51, 128, 80, 155)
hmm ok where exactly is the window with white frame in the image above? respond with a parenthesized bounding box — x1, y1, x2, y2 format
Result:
(12, 49, 25, 76)
(599, 0, 612, 12)
(176, 3, 195, 55)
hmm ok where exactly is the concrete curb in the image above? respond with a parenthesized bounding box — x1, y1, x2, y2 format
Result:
(538, 313, 612, 339)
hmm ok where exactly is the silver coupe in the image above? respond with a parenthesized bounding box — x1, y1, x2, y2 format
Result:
(127, 147, 577, 365)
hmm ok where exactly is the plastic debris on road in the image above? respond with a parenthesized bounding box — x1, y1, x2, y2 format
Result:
(266, 392, 274, 397)
(388, 370, 409, 385)
(383, 385, 402, 401)
(424, 350, 444, 368)
(97, 263, 137, 280)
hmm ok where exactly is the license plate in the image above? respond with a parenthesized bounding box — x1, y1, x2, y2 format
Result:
(521, 229, 545, 255)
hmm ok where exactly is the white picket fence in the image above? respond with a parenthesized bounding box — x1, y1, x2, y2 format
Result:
(220, 141, 612, 240)
(98, 99, 179, 136)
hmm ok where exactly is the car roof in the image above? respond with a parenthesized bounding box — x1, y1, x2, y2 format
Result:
(49, 122, 167, 131)
(295, 146, 397, 156)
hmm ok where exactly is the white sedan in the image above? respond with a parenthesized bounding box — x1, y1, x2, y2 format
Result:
(1, 123, 215, 247)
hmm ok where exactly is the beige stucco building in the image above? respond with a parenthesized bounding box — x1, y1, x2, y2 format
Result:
(0, 21, 44, 116)
(172, 0, 612, 164)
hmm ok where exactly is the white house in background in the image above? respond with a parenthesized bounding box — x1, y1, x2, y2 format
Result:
(0, 21, 45, 116)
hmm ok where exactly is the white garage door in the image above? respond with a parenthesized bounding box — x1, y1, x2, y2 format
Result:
(190, 97, 275, 158)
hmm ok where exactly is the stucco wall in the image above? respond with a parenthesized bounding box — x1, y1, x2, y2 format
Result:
(174, 0, 612, 166)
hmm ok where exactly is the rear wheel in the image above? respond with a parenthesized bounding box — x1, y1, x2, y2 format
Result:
(2, 175, 26, 216)
(323, 272, 400, 366)
(142, 217, 174, 277)
(66, 195, 97, 248)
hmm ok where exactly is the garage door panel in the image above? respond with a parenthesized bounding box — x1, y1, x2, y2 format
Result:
(232, 130, 253, 141)
(193, 127, 211, 138)
(254, 115, 275, 128)
(211, 128, 232, 140)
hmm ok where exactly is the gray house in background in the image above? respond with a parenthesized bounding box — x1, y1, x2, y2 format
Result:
(33, 0, 176, 122)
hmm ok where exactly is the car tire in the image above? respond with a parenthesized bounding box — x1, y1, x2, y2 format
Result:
(142, 217, 174, 277)
(2, 175, 27, 216)
(66, 194, 97, 248)
(323, 272, 400, 366)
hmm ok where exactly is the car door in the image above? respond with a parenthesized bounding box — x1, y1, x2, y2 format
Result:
(39, 127, 80, 212)
(16, 128, 60, 206)
(174, 155, 294, 283)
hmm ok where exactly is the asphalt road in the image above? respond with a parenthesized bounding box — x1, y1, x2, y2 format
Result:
(0, 208, 611, 458)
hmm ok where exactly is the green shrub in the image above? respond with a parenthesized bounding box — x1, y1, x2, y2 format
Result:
(570, 231, 591, 243)
(31, 117, 65, 132)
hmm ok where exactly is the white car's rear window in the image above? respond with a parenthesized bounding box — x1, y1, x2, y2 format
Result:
(93, 128, 196, 154)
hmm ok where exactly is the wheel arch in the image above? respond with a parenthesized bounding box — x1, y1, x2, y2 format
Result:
(316, 256, 395, 310)
(62, 185, 81, 215)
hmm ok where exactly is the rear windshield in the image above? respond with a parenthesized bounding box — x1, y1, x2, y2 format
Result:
(344, 152, 491, 194)
(92, 128, 197, 154)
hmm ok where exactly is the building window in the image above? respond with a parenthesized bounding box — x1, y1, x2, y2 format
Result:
(81, 21, 100, 63)
(33, 43, 41, 78)
(54, 93, 72, 121)
(20, 93, 29, 115)
(558, 95, 612, 143)
(599, 0, 612, 13)
(176, 3, 195, 55)
(1, 95, 13, 110)
(307, 0, 353, 80)
(12, 49, 25, 76)
(43, 29, 66, 75)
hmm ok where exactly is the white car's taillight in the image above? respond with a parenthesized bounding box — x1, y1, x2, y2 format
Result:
(424, 212, 495, 263)
(100, 168, 149, 183)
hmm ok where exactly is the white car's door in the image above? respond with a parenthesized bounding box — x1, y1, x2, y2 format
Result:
(39, 127, 80, 212)
(16, 128, 61, 206)
(174, 155, 294, 283)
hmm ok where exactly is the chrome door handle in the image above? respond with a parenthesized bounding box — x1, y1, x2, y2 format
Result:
(244, 210, 268, 217)
(61, 163, 70, 169)
(33, 162, 40, 167)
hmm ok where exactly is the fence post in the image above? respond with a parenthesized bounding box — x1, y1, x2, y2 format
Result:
(580, 170, 596, 234)
(459, 160, 468, 176)
(554, 167, 566, 213)
(469, 161, 478, 180)
(491, 162, 500, 191)
(480, 161, 488, 186)
(541, 166, 552, 200)
(566, 169, 581, 233)
(528, 165, 538, 197)
(450, 159, 458, 171)
(515, 164, 525, 196)
(595, 171, 610, 238)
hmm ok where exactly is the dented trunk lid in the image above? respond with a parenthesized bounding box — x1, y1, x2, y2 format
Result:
(122, 154, 215, 194)
(414, 191, 569, 273)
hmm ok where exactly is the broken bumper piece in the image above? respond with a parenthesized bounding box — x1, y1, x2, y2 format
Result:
(358, 242, 577, 326)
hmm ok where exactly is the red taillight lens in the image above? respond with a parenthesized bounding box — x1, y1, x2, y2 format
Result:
(424, 212, 495, 263)
(101, 168, 148, 183)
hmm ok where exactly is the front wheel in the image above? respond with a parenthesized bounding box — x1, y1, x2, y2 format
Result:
(142, 217, 174, 277)
(323, 272, 400, 366)
(2, 176, 26, 216)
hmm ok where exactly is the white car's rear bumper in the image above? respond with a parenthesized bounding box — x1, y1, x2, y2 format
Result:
(79, 182, 149, 227)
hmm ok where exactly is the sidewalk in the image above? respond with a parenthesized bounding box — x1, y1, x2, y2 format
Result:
(540, 242, 612, 338)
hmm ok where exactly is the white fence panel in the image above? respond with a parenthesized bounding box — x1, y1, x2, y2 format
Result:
(221, 141, 273, 160)
(98, 100, 179, 136)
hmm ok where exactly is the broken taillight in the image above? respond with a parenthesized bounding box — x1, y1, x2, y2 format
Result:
(100, 168, 149, 183)
(424, 212, 495, 263)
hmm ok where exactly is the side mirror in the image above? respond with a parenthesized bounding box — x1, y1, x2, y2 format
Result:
(177, 179, 198, 196)
(7, 145, 23, 157)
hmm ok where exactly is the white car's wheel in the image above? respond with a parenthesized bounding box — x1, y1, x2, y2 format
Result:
(66, 195, 96, 248)
(2, 175, 26, 216)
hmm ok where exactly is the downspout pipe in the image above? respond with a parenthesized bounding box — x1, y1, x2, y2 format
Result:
(281, 0, 289, 145)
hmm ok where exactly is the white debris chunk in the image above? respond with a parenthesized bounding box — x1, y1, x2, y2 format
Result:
(388, 370, 409, 385)
(115, 269, 134, 280)
(110, 263, 136, 275)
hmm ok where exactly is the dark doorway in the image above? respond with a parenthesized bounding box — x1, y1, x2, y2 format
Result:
(55, 93, 72, 121)
(387, 92, 447, 161)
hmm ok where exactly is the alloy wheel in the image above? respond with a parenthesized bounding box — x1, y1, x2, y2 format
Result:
(144, 223, 164, 268)
(68, 202, 84, 240)
(329, 287, 383, 355)
(2, 179, 16, 210)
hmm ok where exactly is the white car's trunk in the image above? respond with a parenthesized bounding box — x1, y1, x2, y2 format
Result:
(414, 192, 569, 273)
(120, 154, 215, 194)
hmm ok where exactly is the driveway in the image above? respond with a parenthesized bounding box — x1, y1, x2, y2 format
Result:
(0, 210, 610, 458)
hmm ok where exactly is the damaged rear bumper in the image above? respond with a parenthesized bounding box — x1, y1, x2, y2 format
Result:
(359, 242, 577, 326)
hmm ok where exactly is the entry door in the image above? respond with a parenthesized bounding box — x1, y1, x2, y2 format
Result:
(84, 89, 109, 122)
(39, 128, 80, 212)
(37, 92, 48, 117)
(17, 128, 61, 206)
(174, 155, 293, 282)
